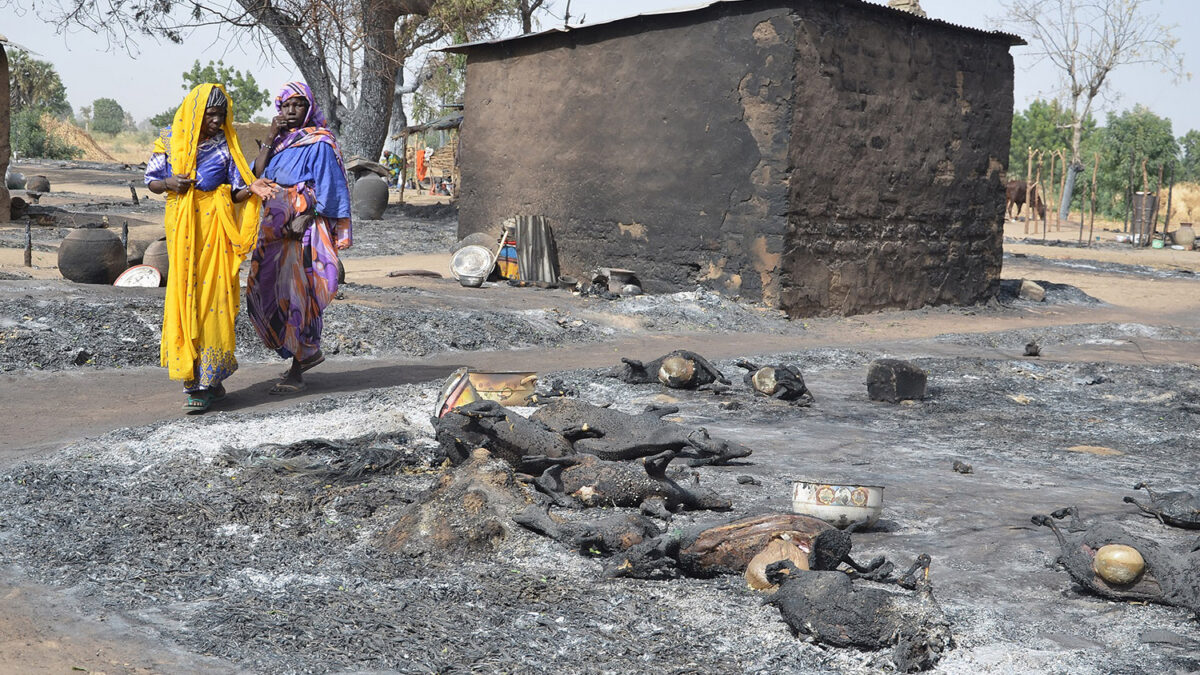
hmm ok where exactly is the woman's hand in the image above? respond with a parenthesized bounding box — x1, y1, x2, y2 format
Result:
(268, 114, 288, 141)
(249, 177, 280, 200)
(287, 213, 313, 239)
(163, 174, 193, 194)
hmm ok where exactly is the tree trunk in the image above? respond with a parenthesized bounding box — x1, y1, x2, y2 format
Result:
(337, 2, 404, 160)
(386, 65, 410, 155)
(1059, 118, 1085, 222)
(0, 45, 10, 223)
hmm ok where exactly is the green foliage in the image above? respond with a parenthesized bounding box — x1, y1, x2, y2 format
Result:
(1178, 130, 1200, 183)
(180, 60, 269, 123)
(1009, 99, 1095, 180)
(1092, 105, 1178, 217)
(10, 107, 81, 159)
(149, 108, 176, 130)
(7, 50, 72, 117)
(410, 53, 466, 127)
(91, 97, 127, 134)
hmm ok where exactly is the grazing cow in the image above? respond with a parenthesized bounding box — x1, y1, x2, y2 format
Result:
(1005, 180, 1046, 220)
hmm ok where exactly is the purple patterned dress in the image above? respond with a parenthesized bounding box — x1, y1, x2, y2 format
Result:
(246, 83, 352, 362)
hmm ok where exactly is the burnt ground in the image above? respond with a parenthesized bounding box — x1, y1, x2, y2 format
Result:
(1, 161, 1199, 673)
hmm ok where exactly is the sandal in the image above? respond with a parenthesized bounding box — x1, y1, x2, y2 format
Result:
(269, 380, 307, 395)
(182, 390, 214, 414)
(280, 351, 325, 378)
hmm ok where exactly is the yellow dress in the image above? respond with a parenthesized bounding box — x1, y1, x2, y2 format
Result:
(157, 83, 261, 390)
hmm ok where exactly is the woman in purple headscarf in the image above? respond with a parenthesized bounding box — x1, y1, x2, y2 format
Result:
(246, 82, 352, 394)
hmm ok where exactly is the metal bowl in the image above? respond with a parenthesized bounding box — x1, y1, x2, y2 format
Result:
(459, 274, 485, 288)
(792, 480, 883, 529)
(450, 245, 495, 281)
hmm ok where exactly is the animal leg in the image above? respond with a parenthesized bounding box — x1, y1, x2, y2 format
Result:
(1031, 513, 1072, 550)
(1122, 495, 1166, 525)
(643, 450, 679, 478)
(1133, 482, 1164, 502)
(643, 404, 681, 418)
(533, 464, 578, 508)
(689, 352, 731, 385)
(735, 359, 761, 372)
(559, 424, 604, 442)
(639, 496, 675, 522)
(896, 553, 932, 591)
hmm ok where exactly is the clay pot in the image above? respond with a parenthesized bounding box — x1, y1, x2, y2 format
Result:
(25, 175, 50, 193)
(58, 227, 127, 284)
(6, 171, 25, 190)
(1174, 224, 1195, 249)
(142, 238, 170, 285)
(352, 174, 389, 220)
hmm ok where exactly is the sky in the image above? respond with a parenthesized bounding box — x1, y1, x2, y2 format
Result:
(4, 0, 1199, 133)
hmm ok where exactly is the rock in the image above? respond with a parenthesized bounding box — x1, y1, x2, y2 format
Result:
(952, 460, 973, 475)
(1024, 341, 1040, 357)
(866, 359, 927, 403)
(1019, 279, 1046, 302)
(736, 475, 761, 485)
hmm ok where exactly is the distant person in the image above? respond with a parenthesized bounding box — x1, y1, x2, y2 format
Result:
(144, 83, 277, 413)
(382, 149, 401, 186)
(245, 82, 353, 395)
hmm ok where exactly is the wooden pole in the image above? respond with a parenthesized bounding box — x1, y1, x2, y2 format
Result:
(1086, 153, 1099, 246)
(1164, 163, 1175, 235)
(1024, 147, 1034, 235)
(1150, 162, 1165, 241)
(1051, 151, 1060, 229)
(0, 44, 11, 223)
(24, 220, 31, 267)
(1123, 149, 1136, 234)
(1057, 150, 1069, 230)
(1035, 154, 1046, 240)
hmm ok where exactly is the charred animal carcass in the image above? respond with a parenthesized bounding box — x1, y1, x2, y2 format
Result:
(382, 448, 535, 557)
(530, 398, 752, 466)
(610, 350, 730, 389)
(529, 450, 731, 514)
(513, 505, 663, 556)
(736, 360, 814, 404)
(1124, 483, 1200, 529)
(765, 556, 954, 673)
(1032, 506, 1200, 613)
(608, 513, 892, 581)
(435, 400, 573, 466)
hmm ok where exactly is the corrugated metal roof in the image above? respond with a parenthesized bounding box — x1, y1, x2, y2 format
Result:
(444, 0, 1024, 52)
(0, 34, 37, 54)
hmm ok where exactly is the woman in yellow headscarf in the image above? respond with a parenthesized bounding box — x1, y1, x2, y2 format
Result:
(145, 83, 277, 413)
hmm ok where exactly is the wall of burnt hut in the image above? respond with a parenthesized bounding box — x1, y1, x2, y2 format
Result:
(456, 0, 1015, 317)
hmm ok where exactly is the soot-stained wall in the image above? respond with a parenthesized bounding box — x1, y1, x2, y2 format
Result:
(454, 0, 1016, 316)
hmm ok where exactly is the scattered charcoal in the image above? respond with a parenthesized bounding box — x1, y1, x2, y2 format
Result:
(867, 359, 927, 403)
(609, 349, 730, 389)
(215, 431, 422, 483)
(952, 460, 973, 475)
(765, 556, 954, 673)
(719, 400, 742, 411)
(1031, 506, 1200, 613)
(1024, 341, 1040, 357)
(1123, 483, 1200, 529)
(71, 349, 92, 366)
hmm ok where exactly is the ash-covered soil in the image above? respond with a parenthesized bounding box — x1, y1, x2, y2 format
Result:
(2, 349, 1198, 673)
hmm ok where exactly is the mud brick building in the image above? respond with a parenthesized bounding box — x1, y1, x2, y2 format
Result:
(449, 0, 1022, 317)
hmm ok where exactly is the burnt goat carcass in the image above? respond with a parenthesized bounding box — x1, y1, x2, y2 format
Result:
(530, 398, 752, 466)
(1124, 482, 1200, 529)
(608, 513, 893, 581)
(435, 400, 573, 467)
(513, 505, 663, 556)
(609, 350, 730, 389)
(527, 450, 731, 515)
(765, 555, 954, 673)
(735, 359, 814, 404)
(1032, 506, 1200, 614)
